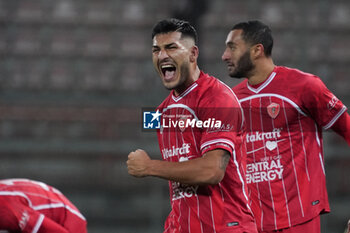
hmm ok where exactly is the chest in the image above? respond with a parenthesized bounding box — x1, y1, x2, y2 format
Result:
(157, 103, 204, 162)
(239, 94, 305, 132)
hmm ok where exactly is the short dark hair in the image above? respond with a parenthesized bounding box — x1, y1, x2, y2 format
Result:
(232, 20, 273, 57)
(151, 18, 198, 45)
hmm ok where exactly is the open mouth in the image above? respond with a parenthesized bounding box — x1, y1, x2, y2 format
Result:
(161, 64, 176, 81)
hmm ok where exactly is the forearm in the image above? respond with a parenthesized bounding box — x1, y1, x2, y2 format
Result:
(147, 155, 224, 185)
(127, 149, 230, 185)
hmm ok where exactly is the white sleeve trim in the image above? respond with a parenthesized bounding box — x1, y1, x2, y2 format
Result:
(323, 105, 347, 130)
(31, 214, 44, 233)
(33, 203, 86, 221)
(200, 139, 235, 152)
(0, 191, 33, 207)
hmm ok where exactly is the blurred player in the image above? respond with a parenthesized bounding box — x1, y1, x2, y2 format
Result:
(222, 20, 350, 233)
(127, 18, 257, 232)
(0, 178, 87, 233)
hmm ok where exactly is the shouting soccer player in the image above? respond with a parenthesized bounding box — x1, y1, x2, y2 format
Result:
(0, 178, 87, 233)
(222, 20, 350, 233)
(127, 18, 258, 233)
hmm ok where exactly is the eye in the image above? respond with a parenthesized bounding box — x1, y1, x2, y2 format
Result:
(226, 43, 236, 51)
(229, 46, 236, 51)
(166, 44, 178, 50)
(152, 47, 160, 53)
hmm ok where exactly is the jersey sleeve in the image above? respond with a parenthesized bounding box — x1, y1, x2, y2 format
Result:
(0, 197, 69, 233)
(35, 216, 70, 233)
(301, 75, 348, 130)
(330, 111, 350, 145)
(198, 84, 244, 155)
(20, 209, 70, 233)
(0, 199, 19, 231)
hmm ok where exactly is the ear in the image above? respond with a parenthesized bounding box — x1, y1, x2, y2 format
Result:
(190, 46, 199, 62)
(251, 44, 264, 59)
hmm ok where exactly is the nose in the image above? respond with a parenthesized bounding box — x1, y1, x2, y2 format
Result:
(222, 49, 230, 62)
(158, 49, 169, 60)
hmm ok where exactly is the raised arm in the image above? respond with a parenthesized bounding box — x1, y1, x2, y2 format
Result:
(127, 148, 231, 185)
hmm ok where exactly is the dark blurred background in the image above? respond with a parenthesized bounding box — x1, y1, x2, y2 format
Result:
(0, 0, 349, 232)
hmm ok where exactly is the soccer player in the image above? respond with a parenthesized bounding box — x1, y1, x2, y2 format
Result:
(0, 178, 87, 233)
(127, 18, 257, 233)
(221, 20, 350, 233)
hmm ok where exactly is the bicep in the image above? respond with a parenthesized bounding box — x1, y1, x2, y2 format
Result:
(203, 149, 231, 172)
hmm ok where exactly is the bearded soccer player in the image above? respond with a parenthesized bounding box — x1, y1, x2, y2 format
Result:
(222, 20, 350, 233)
(127, 18, 257, 233)
(0, 178, 87, 233)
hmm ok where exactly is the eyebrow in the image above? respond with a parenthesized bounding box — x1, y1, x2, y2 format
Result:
(152, 42, 178, 48)
(226, 41, 236, 46)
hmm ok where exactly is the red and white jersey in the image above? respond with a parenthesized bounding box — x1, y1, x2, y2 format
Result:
(157, 71, 257, 233)
(0, 178, 87, 233)
(233, 66, 348, 231)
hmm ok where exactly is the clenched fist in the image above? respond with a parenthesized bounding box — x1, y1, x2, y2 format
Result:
(127, 149, 151, 177)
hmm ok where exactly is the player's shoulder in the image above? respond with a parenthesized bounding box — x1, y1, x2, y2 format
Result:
(198, 72, 240, 106)
(278, 66, 322, 85)
(232, 79, 248, 93)
(275, 66, 331, 101)
(199, 72, 233, 95)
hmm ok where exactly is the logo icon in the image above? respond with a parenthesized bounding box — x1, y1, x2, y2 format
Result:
(327, 96, 338, 110)
(267, 103, 280, 119)
(265, 141, 277, 151)
(143, 110, 162, 129)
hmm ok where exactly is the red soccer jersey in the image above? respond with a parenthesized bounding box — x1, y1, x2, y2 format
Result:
(232, 66, 348, 231)
(0, 179, 87, 233)
(157, 71, 257, 233)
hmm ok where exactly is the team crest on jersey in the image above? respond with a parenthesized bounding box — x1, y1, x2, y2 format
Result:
(267, 103, 280, 119)
(178, 116, 190, 132)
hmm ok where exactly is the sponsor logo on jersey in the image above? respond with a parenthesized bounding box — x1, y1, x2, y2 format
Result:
(227, 222, 239, 227)
(162, 143, 190, 159)
(246, 128, 282, 143)
(311, 200, 320, 206)
(19, 210, 29, 230)
(327, 96, 339, 110)
(267, 102, 280, 118)
(171, 181, 199, 200)
(246, 156, 284, 184)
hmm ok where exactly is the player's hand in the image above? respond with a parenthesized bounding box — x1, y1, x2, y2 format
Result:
(347, 219, 350, 233)
(127, 149, 151, 177)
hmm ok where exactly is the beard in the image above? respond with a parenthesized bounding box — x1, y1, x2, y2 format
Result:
(229, 50, 254, 79)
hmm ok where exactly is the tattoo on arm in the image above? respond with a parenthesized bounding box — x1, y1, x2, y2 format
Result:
(219, 151, 231, 170)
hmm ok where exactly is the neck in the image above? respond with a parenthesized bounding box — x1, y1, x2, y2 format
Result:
(247, 58, 275, 85)
(174, 66, 200, 96)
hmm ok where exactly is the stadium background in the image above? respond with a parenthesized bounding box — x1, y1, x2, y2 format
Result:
(0, 0, 349, 232)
